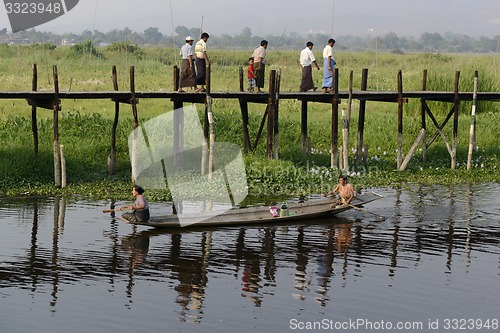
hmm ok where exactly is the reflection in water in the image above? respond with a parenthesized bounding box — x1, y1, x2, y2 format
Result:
(1, 183, 500, 330)
(238, 228, 264, 307)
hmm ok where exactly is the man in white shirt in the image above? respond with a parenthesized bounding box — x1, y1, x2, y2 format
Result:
(194, 32, 210, 92)
(251, 40, 268, 92)
(299, 41, 320, 92)
(322, 38, 336, 93)
(179, 36, 197, 92)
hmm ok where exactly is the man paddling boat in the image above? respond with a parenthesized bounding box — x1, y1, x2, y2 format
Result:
(323, 175, 354, 206)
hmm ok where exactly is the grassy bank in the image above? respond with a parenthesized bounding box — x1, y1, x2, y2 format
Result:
(0, 45, 499, 201)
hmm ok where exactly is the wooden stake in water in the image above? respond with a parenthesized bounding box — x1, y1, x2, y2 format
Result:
(467, 75, 478, 170)
(60, 144, 66, 188)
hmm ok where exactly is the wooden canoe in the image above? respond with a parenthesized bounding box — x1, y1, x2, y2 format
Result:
(119, 192, 383, 229)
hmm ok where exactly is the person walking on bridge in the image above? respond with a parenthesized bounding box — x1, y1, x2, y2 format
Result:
(178, 36, 197, 92)
(195, 32, 210, 92)
(322, 38, 336, 93)
(299, 41, 320, 92)
(252, 40, 268, 93)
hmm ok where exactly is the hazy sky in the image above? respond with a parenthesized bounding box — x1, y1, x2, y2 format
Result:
(1, 0, 500, 37)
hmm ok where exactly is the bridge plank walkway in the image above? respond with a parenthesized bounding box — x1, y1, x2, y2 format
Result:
(0, 90, 498, 103)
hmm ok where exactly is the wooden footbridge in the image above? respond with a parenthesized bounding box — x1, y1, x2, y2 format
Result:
(3, 64, 500, 186)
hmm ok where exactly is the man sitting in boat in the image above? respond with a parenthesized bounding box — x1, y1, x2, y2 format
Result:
(118, 185, 150, 222)
(322, 176, 354, 207)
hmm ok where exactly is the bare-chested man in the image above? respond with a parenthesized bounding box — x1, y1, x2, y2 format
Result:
(322, 176, 354, 206)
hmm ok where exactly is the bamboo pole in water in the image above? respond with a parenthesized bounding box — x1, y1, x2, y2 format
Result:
(53, 65, 61, 187)
(59, 197, 66, 232)
(60, 144, 66, 188)
(467, 74, 478, 170)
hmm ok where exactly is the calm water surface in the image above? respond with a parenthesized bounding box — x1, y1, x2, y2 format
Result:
(1, 183, 499, 333)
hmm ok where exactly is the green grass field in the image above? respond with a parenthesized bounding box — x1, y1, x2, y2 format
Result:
(0, 44, 499, 200)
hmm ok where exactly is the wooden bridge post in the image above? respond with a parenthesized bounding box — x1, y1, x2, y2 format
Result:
(266, 70, 276, 159)
(397, 70, 404, 169)
(130, 66, 139, 181)
(238, 64, 251, 153)
(331, 68, 339, 169)
(451, 71, 460, 169)
(172, 66, 183, 163)
(239, 66, 244, 92)
(239, 100, 251, 153)
(31, 64, 38, 158)
(420, 69, 428, 162)
(108, 65, 119, 175)
(52, 65, 61, 187)
(356, 68, 368, 164)
(301, 100, 308, 154)
(273, 69, 281, 159)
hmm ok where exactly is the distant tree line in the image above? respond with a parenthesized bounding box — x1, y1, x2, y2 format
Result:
(1, 26, 499, 53)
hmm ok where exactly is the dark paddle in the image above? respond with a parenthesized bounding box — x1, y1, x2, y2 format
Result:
(348, 204, 386, 221)
(103, 208, 131, 213)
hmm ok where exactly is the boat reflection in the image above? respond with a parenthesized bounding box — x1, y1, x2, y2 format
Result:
(118, 217, 355, 317)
